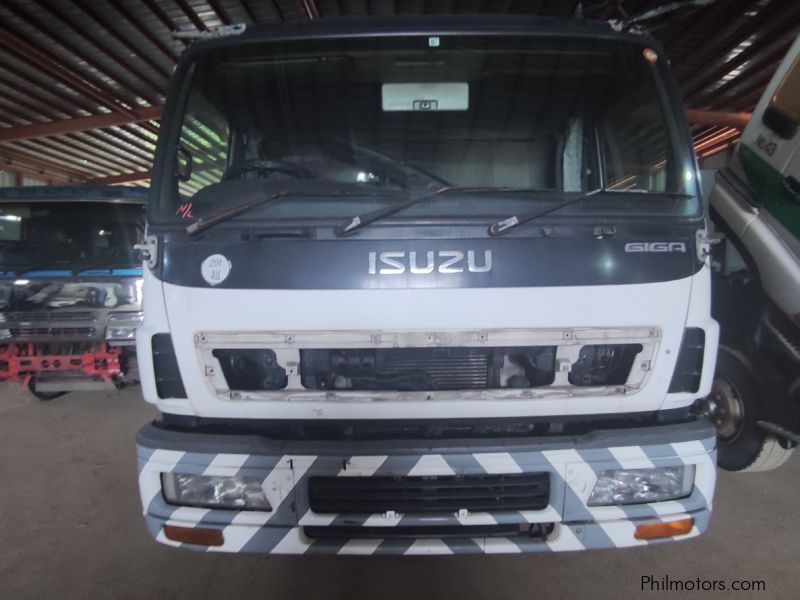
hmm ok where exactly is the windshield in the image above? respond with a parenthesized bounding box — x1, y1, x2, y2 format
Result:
(155, 33, 697, 223)
(0, 202, 144, 273)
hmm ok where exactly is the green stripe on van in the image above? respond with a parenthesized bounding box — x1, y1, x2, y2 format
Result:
(738, 144, 800, 240)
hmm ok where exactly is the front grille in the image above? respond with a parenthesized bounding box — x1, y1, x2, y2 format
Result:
(212, 349, 287, 390)
(307, 473, 550, 514)
(304, 523, 555, 540)
(568, 343, 643, 386)
(0, 311, 98, 340)
(300, 346, 556, 391)
(0, 311, 95, 323)
(6, 326, 96, 338)
(373, 351, 491, 388)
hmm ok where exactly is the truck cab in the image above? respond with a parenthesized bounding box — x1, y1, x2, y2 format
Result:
(0, 185, 145, 398)
(136, 17, 718, 554)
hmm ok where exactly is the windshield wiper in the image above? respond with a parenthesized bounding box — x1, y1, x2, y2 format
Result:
(488, 189, 695, 236)
(186, 189, 396, 236)
(13, 261, 74, 277)
(72, 260, 138, 275)
(334, 186, 508, 237)
(488, 188, 605, 236)
(186, 191, 288, 236)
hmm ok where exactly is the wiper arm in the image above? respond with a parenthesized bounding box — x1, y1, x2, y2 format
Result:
(488, 189, 695, 236)
(15, 261, 74, 276)
(186, 189, 396, 236)
(334, 186, 498, 237)
(72, 261, 138, 275)
(186, 191, 287, 236)
(488, 188, 605, 236)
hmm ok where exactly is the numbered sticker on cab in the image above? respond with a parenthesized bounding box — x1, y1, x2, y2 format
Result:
(201, 254, 232, 286)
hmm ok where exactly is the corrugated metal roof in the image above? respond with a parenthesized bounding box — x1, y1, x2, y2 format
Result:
(0, 0, 798, 184)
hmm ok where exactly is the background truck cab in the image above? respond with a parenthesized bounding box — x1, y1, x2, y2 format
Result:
(0, 185, 145, 398)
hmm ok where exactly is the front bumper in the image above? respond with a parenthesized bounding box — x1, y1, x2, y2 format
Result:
(137, 418, 716, 555)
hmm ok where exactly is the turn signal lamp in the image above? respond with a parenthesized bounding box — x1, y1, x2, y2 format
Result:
(634, 518, 694, 540)
(163, 525, 224, 546)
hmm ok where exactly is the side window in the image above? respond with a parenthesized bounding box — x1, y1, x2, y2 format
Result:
(601, 115, 670, 192)
(0, 210, 23, 241)
(762, 55, 800, 140)
(177, 91, 230, 197)
(562, 118, 601, 192)
(598, 71, 673, 192)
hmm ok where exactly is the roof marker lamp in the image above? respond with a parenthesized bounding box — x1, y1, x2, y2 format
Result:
(162, 473, 271, 511)
(587, 465, 695, 506)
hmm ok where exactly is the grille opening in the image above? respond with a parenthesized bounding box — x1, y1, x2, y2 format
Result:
(304, 523, 555, 540)
(668, 328, 705, 393)
(568, 343, 644, 387)
(299, 347, 556, 391)
(0, 311, 99, 341)
(308, 473, 550, 514)
(212, 349, 287, 390)
(152, 333, 187, 399)
(0, 311, 96, 323)
(5, 327, 96, 338)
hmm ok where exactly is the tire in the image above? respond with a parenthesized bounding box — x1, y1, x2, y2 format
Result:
(707, 348, 780, 471)
(8, 380, 67, 402)
(741, 435, 795, 472)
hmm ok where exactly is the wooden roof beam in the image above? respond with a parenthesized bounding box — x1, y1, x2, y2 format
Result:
(0, 106, 164, 143)
(0, 149, 83, 183)
(0, 32, 137, 118)
(86, 171, 152, 185)
(686, 109, 752, 130)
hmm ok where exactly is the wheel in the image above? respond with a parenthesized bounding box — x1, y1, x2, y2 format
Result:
(8, 380, 67, 402)
(742, 435, 794, 472)
(699, 348, 793, 471)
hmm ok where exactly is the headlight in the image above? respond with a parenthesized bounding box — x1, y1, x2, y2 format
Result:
(105, 311, 143, 343)
(106, 327, 138, 341)
(162, 473, 271, 511)
(587, 465, 694, 506)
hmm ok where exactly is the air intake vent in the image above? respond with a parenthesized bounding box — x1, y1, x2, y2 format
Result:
(212, 349, 287, 390)
(152, 333, 187, 399)
(304, 523, 555, 540)
(0, 311, 96, 323)
(308, 473, 550, 514)
(299, 347, 556, 391)
(568, 344, 643, 386)
(668, 328, 705, 393)
(6, 327, 96, 339)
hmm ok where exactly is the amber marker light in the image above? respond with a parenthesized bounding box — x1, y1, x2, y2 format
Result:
(163, 525, 225, 546)
(634, 518, 694, 540)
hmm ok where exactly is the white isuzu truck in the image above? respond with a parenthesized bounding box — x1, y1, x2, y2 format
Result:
(136, 17, 719, 555)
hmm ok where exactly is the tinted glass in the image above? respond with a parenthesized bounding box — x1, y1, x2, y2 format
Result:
(157, 35, 693, 222)
(0, 202, 145, 270)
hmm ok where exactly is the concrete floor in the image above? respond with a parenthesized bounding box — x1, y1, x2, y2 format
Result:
(0, 384, 797, 600)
